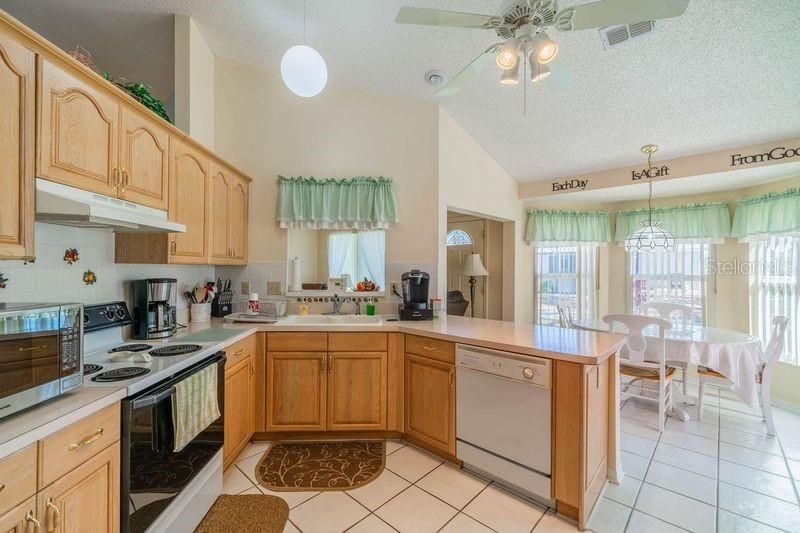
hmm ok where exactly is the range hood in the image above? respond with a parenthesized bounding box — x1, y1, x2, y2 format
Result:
(35, 179, 186, 233)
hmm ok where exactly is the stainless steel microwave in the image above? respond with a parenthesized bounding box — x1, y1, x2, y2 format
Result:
(0, 303, 83, 420)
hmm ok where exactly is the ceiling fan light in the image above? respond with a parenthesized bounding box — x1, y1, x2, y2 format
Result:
(280, 44, 328, 97)
(532, 32, 559, 64)
(496, 38, 520, 70)
(530, 60, 551, 82)
(500, 61, 519, 85)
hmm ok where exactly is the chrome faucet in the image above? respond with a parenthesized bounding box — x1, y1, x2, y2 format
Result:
(327, 294, 344, 315)
(353, 300, 361, 315)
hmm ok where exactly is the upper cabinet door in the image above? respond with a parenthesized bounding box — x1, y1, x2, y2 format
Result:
(168, 137, 209, 264)
(209, 163, 231, 264)
(38, 58, 119, 196)
(0, 28, 34, 260)
(119, 106, 169, 210)
(228, 175, 249, 265)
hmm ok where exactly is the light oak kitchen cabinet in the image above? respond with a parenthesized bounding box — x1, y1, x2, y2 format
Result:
(264, 333, 389, 432)
(115, 137, 210, 264)
(37, 58, 120, 197)
(0, 24, 34, 260)
(223, 335, 256, 468)
(118, 104, 169, 210)
(0, 496, 38, 533)
(209, 162, 249, 265)
(37, 442, 120, 533)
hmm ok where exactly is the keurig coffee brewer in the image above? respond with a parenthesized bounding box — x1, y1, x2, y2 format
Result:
(399, 270, 434, 321)
(132, 278, 178, 339)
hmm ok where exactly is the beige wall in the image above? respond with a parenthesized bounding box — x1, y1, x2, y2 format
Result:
(174, 16, 215, 149)
(527, 174, 800, 406)
(438, 109, 532, 323)
(214, 57, 440, 283)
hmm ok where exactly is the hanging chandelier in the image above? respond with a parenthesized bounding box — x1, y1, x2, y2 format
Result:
(624, 145, 675, 252)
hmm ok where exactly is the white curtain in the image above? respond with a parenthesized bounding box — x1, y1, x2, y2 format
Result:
(750, 236, 800, 365)
(357, 231, 386, 289)
(577, 244, 598, 322)
(328, 231, 356, 281)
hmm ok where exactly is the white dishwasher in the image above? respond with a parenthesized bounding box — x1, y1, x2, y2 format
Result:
(456, 344, 553, 504)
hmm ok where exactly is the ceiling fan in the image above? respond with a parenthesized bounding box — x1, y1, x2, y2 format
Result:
(396, 0, 690, 97)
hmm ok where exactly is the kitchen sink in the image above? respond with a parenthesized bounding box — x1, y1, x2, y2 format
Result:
(278, 314, 384, 326)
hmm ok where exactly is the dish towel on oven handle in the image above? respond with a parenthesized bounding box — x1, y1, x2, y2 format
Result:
(171, 363, 221, 452)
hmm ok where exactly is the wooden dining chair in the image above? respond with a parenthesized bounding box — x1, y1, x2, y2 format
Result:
(604, 314, 674, 432)
(697, 316, 789, 436)
(557, 304, 574, 328)
(643, 302, 693, 397)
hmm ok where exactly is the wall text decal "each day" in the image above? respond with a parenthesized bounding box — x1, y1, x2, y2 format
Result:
(551, 179, 588, 192)
(631, 165, 670, 180)
(730, 146, 800, 167)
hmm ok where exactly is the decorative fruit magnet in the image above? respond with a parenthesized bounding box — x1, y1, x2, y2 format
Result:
(0, 272, 8, 289)
(356, 278, 378, 292)
(82, 270, 97, 285)
(63, 248, 79, 264)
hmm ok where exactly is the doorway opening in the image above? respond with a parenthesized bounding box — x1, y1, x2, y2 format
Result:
(446, 211, 505, 320)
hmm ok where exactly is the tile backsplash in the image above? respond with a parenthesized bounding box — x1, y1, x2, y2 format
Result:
(0, 223, 215, 311)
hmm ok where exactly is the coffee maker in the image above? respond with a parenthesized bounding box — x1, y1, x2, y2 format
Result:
(132, 278, 177, 339)
(399, 270, 434, 321)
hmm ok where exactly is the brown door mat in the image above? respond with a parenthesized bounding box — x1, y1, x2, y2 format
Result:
(255, 440, 385, 491)
(195, 494, 289, 533)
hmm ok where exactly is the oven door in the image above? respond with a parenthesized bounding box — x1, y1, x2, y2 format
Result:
(0, 306, 63, 419)
(121, 352, 225, 533)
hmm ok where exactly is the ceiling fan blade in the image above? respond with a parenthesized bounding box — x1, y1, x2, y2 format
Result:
(555, 0, 690, 31)
(395, 7, 503, 29)
(436, 44, 503, 97)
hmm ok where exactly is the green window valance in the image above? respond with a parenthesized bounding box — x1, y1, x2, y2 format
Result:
(731, 188, 800, 239)
(614, 201, 731, 243)
(277, 176, 399, 230)
(525, 209, 612, 243)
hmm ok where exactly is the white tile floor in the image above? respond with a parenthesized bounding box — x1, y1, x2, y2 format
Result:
(221, 385, 800, 532)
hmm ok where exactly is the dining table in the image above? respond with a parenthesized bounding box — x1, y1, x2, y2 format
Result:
(571, 318, 766, 409)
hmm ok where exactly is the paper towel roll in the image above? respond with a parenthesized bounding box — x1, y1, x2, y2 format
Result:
(291, 256, 302, 291)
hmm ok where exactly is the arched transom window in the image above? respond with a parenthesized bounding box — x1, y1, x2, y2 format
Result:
(446, 229, 473, 247)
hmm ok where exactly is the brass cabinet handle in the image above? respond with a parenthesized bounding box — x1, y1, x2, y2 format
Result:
(112, 165, 119, 191)
(234, 349, 244, 356)
(0, 483, 4, 492)
(328, 354, 333, 374)
(120, 168, 128, 192)
(249, 362, 254, 376)
(19, 345, 48, 352)
(170, 240, 177, 255)
(320, 354, 326, 373)
(448, 369, 454, 388)
(68, 428, 103, 451)
(46, 498, 61, 531)
(25, 510, 40, 532)
(422, 345, 436, 351)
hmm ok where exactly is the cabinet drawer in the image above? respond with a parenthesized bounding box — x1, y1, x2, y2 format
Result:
(0, 444, 36, 516)
(405, 335, 454, 363)
(267, 332, 327, 352)
(226, 334, 255, 371)
(38, 403, 120, 489)
(328, 332, 387, 352)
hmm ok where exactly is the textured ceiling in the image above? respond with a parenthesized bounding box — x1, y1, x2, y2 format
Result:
(4, 0, 799, 185)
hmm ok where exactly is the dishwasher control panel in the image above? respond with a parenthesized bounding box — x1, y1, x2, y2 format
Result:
(456, 345, 551, 389)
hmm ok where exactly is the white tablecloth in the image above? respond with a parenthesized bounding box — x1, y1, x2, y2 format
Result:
(572, 318, 766, 407)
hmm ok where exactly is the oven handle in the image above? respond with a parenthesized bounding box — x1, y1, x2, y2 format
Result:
(130, 386, 176, 410)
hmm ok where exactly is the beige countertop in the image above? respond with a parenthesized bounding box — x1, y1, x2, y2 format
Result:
(198, 314, 624, 365)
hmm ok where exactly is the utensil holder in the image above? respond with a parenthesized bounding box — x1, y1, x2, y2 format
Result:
(211, 291, 233, 317)
(191, 303, 211, 323)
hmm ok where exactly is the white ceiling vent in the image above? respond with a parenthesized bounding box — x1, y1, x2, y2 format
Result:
(599, 20, 655, 49)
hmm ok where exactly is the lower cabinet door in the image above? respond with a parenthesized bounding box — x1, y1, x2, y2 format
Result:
(404, 354, 456, 455)
(327, 352, 387, 431)
(266, 352, 327, 431)
(224, 356, 254, 467)
(0, 496, 38, 533)
(37, 442, 120, 533)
